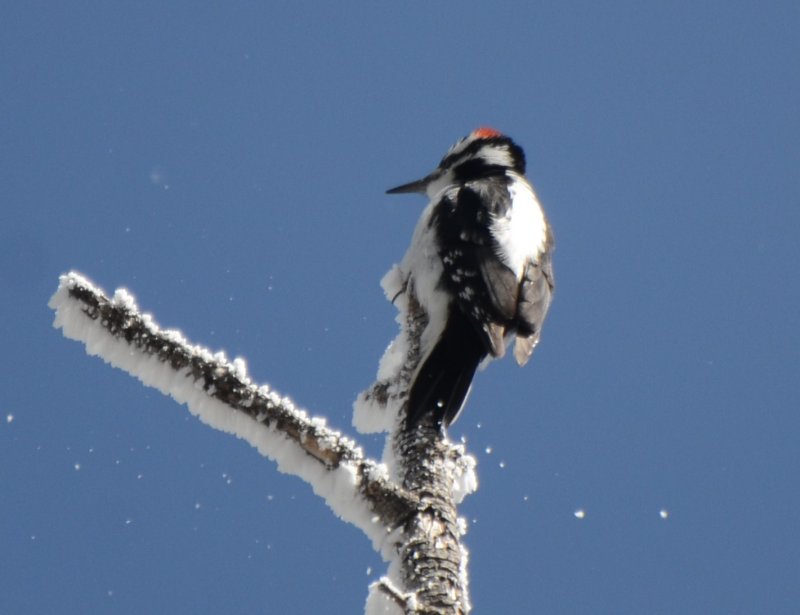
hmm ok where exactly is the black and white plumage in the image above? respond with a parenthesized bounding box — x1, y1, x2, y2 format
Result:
(388, 128, 554, 429)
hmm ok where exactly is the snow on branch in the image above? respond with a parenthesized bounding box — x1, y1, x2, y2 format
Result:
(51, 270, 478, 614)
(48, 271, 415, 552)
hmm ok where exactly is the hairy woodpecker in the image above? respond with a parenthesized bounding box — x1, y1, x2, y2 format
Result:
(388, 128, 554, 429)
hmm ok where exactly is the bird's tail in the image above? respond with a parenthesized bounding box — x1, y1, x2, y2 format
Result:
(405, 309, 485, 429)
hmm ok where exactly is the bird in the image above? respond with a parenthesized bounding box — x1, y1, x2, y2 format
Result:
(387, 127, 554, 429)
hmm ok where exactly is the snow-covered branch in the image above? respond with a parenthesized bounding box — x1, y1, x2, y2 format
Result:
(49, 272, 414, 551)
(50, 270, 477, 614)
(355, 268, 477, 613)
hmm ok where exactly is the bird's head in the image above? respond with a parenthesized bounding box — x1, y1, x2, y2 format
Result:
(386, 127, 526, 198)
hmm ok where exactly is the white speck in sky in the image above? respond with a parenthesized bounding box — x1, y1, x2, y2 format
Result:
(149, 169, 170, 190)
(499, 460, 506, 469)
(574, 509, 586, 519)
(485, 446, 492, 455)
(74, 462, 81, 471)
(149, 169, 164, 185)
(194, 502, 202, 510)
(659, 509, 669, 519)
(6, 414, 13, 424)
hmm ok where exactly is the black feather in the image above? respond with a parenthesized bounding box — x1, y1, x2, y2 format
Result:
(433, 183, 519, 356)
(405, 307, 486, 429)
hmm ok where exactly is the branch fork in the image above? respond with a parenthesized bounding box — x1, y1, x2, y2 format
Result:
(50, 271, 476, 614)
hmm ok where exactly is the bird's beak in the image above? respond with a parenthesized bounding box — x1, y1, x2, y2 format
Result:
(386, 174, 431, 195)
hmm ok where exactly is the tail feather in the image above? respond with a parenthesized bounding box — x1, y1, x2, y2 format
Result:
(406, 309, 486, 429)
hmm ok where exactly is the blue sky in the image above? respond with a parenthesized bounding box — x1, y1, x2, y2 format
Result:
(2, 2, 799, 613)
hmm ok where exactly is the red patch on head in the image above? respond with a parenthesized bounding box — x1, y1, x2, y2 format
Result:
(472, 126, 503, 139)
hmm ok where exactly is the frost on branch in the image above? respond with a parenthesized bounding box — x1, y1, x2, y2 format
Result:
(50, 270, 478, 614)
(353, 264, 419, 435)
(355, 261, 478, 613)
(49, 272, 413, 552)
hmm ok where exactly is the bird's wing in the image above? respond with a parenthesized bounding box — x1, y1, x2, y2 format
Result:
(513, 225, 554, 365)
(433, 182, 520, 358)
